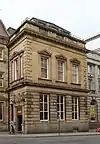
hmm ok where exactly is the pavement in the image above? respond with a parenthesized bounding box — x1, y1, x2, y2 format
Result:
(0, 131, 99, 138)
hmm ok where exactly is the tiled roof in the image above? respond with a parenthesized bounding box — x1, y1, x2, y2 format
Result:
(0, 19, 8, 38)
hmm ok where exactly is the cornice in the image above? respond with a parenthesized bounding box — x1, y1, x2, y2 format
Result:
(38, 49, 51, 57)
(10, 50, 24, 60)
(8, 28, 87, 54)
(70, 58, 80, 65)
(7, 81, 89, 93)
(55, 54, 67, 61)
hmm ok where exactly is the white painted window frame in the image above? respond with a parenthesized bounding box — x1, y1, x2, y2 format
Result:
(0, 102, 4, 121)
(0, 50, 3, 60)
(72, 97, 79, 120)
(58, 60, 64, 82)
(57, 95, 65, 120)
(14, 57, 18, 80)
(20, 55, 23, 78)
(41, 56, 49, 79)
(0, 73, 3, 87)
(73, 64, 79, 84)
(40, 94, 49, 121)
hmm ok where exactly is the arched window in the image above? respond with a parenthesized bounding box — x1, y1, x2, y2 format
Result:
(90, 99, 98, 121)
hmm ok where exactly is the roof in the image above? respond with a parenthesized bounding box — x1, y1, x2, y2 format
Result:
(9, 17, 85, 44)
(0, 19, 9, 38)
(31, 17, 71, 35)
(7, 27, 16, 36)
(85, 34, 100, 43)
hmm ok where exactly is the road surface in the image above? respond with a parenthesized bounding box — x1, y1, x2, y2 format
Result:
(0, 135, 100, 144)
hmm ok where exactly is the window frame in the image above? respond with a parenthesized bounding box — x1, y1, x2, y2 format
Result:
(0, 49, 3, 60)
(72, 97, 79, 120)
(57, 95, 65, 120)
(98, 78, 100, 91)
(58, 60, 64, 82)
(0, 102, 3, 121)
(98, 66, 100, 75)
(0, 72, 3, 87)
(11, 104, 14, 121)
(20, 55, 23, 78)
(72, 64, 79, 84)
(14, 57, 18, 81)
(40, 56, 49, 79)
(40, 94, 49, 121)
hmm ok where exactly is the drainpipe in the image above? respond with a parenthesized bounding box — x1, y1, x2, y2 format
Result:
(8, 44, 10, 133)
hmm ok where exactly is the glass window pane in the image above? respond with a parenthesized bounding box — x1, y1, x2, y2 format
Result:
(61, 104, 63, 111)
(57, 96, 59, 103)
(61, 112, 63, 119)
(0, 80, 2, 87)
(44, 95, 47, 102)
(72, 97, 74, 104)
(61, 96, 63, 103)
(72, 105, 74, 112)
(75, 97, 77, 104)
(44, 112, 48, 120)
(57, 104, 59, 111)
(40, 112, 43, 120)
(75, 104, 77, 111)
(57, 112, 60, 119)
(75, 112, 77, 119)
(40, 103, 43, 111)
(72, 112, 74, 119)
(44, 103, 47, 111)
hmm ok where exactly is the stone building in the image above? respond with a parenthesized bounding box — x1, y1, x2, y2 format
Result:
(86, 33, 100, 128)
(0, 20, 8, 131)
(87, 50, 100, 127)
(8, 17, 89, 134)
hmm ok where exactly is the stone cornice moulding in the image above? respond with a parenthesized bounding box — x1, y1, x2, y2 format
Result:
(70, 58, 80, 65)
(8, 29, 87, 54)
(55, 54, 67, 61)
(10, 50, 24, 60)
(38, 49, 52, 57)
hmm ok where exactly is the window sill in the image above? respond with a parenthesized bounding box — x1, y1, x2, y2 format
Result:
(38, 77, 52, 82)
(0, 119, 3, 122)
(0, 59, 6, 63)
(40, 120, 49, 122)
(71, 83, 81, 86)
(10, 77, 24, 84)
(72, 119, 79, 121)
(56, 80, 67, 84)
(57, 119, 65, 121)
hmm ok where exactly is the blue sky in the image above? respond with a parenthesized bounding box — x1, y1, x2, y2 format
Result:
(1, 0, 100, 41)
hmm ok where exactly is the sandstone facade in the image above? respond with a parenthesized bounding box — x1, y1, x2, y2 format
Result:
(0, 20, 8, 131)
(8, 18, 89, 133)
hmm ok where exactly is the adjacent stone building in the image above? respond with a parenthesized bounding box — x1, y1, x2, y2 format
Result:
(86, 35, 100, 128)
(0, 20, 8, 131)
(8, 17, 89, 134)
(87, 50, 100, 126)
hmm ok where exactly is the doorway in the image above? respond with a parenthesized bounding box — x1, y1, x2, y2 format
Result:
(17, 115, 22, 131)
(16, 106, 22, 132)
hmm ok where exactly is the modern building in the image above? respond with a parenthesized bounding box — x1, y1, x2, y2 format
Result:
(0, 20, 9, 131)
(8, 17, 89, 134)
